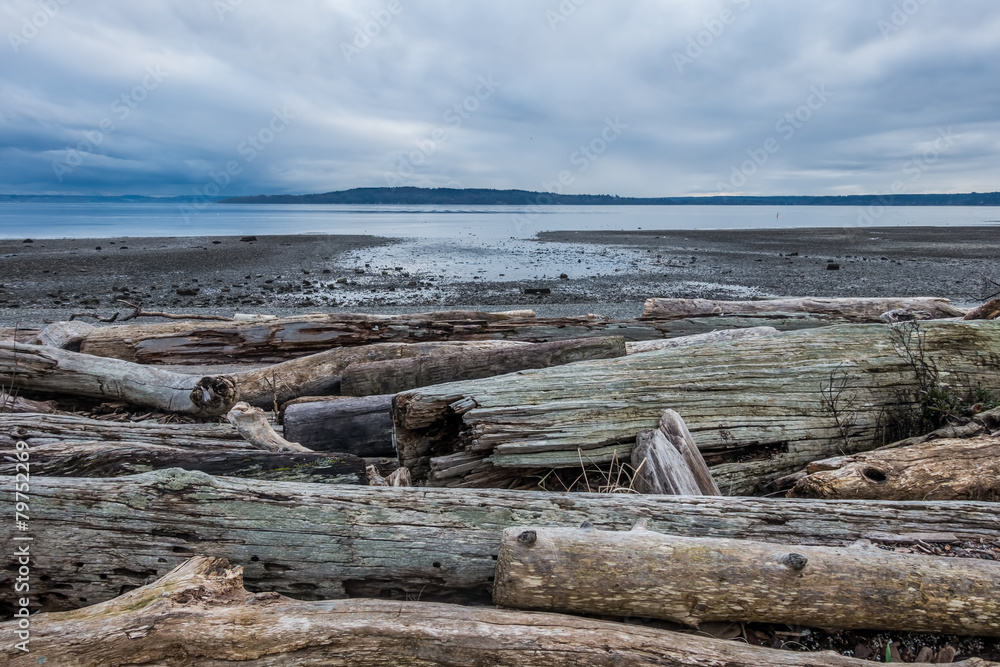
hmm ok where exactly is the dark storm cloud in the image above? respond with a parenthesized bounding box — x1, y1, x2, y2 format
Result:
(1, 0, 998, 197)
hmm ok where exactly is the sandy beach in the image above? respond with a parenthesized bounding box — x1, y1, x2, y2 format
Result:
(2, 225, 997, 327)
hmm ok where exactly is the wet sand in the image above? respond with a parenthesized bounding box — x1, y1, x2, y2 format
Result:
(1, 226, 997, 327)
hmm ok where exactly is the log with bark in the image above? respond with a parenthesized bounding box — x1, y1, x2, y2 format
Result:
(492, 526, 1000, 636)
(70, 310, 884, 365)
(0, 339, 529, 416)
(340, 336, 627, 396)
(282, 395, 395, 456)
(788, 435, 1000, 501)
(393, 320, 1000, 492)
(5, 468, 1000, 615)
(1, 555, 935, 667)
(641, 296, 965, 321)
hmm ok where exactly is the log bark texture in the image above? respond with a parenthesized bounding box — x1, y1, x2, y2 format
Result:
(632, 410, 720, 495)
(788, 435, 1000, 500)
(282, 395, 395, 456)
(74, 312, 871, 364)
(493, 526, 1000, 636)
(641, 296, 965, 321)
(340, 336, 626, 396)
(4, 468, 1000, 615)
(393, 321, 1000, 492)
(0, 556, 924, 667)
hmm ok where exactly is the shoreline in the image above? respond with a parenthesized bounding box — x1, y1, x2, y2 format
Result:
(2, 225, 997, 328)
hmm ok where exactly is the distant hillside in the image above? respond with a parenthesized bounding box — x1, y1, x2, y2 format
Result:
(219, 187, 1000, 206)
(0, 195, 224, 203)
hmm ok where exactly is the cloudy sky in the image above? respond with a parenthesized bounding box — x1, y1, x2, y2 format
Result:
(2, 0, 999, 197)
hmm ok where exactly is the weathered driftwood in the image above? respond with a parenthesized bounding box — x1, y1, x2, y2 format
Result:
(0, 390, 57, 414)
(226, 401, 311, 452)
(632, 410, 720, 495)
(282, 395, 395, 456)
(393, 321, 1000, 492)
(5, 468, 1000, 615)
(0, 340, 531, 416)
(625, 325, 780, 354)
(0, 413, 250, 449)
(76, 310, 537, 363)
(789, 435, 1000, 501)
(965, 298, 1000, 321)
(0, 440, 367, 483)
(0, 556, 914, 667)
(0, 327, 39, 343)
(366, 464, 411, 486)
(493, 526, 1000, 636)
(33, 319, 95, 350)
(341, 336, 626, 397)
(74, 312, 868, 365)
(641, 296, 964, 321)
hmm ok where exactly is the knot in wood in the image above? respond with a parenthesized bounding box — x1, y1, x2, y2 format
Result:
(517, 530, 537, 546)
(780, 552, 808, 571)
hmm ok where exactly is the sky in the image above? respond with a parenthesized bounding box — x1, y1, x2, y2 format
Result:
(1, 0, 999, 198)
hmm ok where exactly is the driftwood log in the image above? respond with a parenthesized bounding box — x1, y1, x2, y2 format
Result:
(71, 311, 889, 365)
(0, 390, 57, 414)
(624, 325, 780, 354)
(789, 435, 1000, 501)
(282, 395, 395, 456)
(0, 413, 249, 449)
(493, 526, 1000, 636)
(0, 556, 928, 667)
(5, 468, 1000, 615)
(632, 410, 720, 495)
(341, 336, 626, 396)
(641, 296, 964, 320)
(393, 321, 1000, 492)
(965, 298, 1000, 321)
(0, 340, 528, 416)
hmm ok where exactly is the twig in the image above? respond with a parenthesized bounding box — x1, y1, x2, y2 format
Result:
(116, 299, 232, 322)
(68, 311, 119, 323)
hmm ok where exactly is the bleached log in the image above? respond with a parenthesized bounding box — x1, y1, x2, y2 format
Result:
(33, 319, 95, 349)
(632, 410, 720, 495)
(341, 336, 626, 396)
(393, 321, 1000, 492)
(0, 555, 915, 667)
(5, 468, 1000, 615)
(641, 296, 964, 321)
(493, 526, 1000, 636)
(625, 326, 780, 354)
(225, 401, 311, 452)
(789, 435, 1000, 500)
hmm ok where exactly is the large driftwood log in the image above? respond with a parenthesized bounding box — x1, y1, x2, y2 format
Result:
(74, 312, 875, 365)
(641, 296, 965, 320)
(282, 395, 395, 456)
(0, 556, 923, 667)
(789, 435, 1000, 500)
(0, 413, 250, 449)
(4, 468, 1000, 615)
(393, 321, 1000, 492)
(0, 440, 367, 483)
(625, 325, 780, 354)
(341, 336, 626, 396)
(493, 526, 1000, 636)
(632, 410, 720, 495)
(0, 340, 530, 416)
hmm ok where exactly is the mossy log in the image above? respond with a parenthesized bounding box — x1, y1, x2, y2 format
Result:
(4, 468, 1000, 615)
(0, 556, 928, 667)
(641, 296, 964, 320)
(340, 336, 626, 396)
(789, 435, 1000, 501)
(393, 321, 1000, 493)
(493, 526, 1000, 636)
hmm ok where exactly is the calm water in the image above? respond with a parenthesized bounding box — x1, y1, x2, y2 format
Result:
(1, 202, 999, 240)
